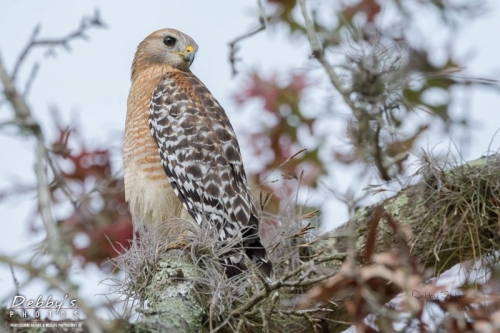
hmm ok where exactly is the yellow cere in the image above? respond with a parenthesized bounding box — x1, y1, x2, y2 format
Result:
(185, 45, 194, 53)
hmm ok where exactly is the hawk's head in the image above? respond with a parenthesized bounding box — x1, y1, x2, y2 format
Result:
(133, 28, 198, 75)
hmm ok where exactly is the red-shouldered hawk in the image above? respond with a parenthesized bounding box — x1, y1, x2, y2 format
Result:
(123, 28, 273, 278)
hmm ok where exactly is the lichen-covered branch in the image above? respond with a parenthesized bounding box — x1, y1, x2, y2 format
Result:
(312, 154, 500, 332)
(331, 155, 500, 271)
(132, 250, 204, 333)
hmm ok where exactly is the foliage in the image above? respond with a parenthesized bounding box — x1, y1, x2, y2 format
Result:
(49, 113, 132, 268)
(234, 0, 491, 217)
(299, 155, 500, 332)
(235, 72, 324, 213)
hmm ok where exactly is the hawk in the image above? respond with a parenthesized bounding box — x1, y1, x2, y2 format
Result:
(123, 28, 273, 278)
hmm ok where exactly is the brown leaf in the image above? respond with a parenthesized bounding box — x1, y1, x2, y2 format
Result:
(343, 0, 381, 23)
(300, 268, 356, 308)
(362, 205, 384, 263)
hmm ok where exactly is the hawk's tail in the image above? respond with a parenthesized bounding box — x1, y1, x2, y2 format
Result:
(245, 238, 274, 279)
(222, 239, 274, 279)
(222, 256, 248, 279)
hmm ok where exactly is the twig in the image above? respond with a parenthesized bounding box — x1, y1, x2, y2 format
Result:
(0, 55, 69, 271)
(22, 63, 40, 99)
(228, 0, 267, 76)
(0, 255, 105, 333)
(233, 253, 346, 315)
(9, 264, 20, 295)
(259, 148, 307, 186)
(263, 291, 279, 332)
(0, 120, 16, 129)
(11, 9, 106, 82)
(281, 271, 336, 288)
(45, 150, 78, 206)
(298, 0, 359, 113)
(211, 253, 347, 332)
(276, 307, 334, 316)
(11, 24, 41, 82)
(0, 56, 32, 120)
(236, 318, 245, 332)
(0, 12, 107, 333)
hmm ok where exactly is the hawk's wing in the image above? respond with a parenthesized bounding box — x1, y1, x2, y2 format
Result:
(149, 70, 273, 278)
(148, 70, 258, 241)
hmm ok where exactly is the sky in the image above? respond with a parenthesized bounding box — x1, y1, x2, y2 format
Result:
(0, 0, 499, 324)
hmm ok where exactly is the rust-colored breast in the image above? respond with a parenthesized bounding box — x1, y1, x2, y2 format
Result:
(123, 65, 189, 229)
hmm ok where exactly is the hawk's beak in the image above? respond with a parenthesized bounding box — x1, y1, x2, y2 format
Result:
(183, 45, 195, 66)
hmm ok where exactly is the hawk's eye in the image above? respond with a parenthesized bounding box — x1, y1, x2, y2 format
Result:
(163, 36, 177, 47)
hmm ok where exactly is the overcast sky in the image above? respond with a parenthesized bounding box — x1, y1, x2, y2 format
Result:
(1, 0, 499, 321)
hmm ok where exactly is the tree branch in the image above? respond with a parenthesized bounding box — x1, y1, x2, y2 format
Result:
(0, 56, 67, 268)
(228, 0, 267, 76)
(0, 11, 107, 332)
(298, 0, 358, 112)
(11, 9, 106, 82)
(0, 255, 106, 333)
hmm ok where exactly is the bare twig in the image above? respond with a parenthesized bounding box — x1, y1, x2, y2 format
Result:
(211, 253, 347, 332)
(0, 9, 107, 266)
(298, 0, 358, 114)
(228, 0, 267, 76)
(0, 55, 69, 271)
(45, 151, 78, 205)
(0, 13, 106, 331)
(0, 254, 105, 333)
(276, 307, 334, 316)
(259, 148, 307, 186)
(263, 290, 279, 332)
(9, 264, 20, 295)
(22, 63, 40, 99)
(11, 9, 106, 82)
(246, 253, 345, 311)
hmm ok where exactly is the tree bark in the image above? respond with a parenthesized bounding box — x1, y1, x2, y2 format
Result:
(132, 250, 204, 333)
